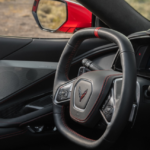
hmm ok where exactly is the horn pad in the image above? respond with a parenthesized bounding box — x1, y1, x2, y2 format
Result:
(70, 70, 121, 127)
(74, 79, 92, 110)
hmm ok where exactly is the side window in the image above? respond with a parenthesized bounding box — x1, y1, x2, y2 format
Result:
(0, 0, 78, 38)
(125, 0, 150, 21)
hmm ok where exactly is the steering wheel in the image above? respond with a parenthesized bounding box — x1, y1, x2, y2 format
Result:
(53, 28, 136, 149)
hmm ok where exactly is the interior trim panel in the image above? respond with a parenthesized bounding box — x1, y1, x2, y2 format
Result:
(0, 60, 56, 100)
(0, 60, 58, 70)
(0, 36, 32, 59)
(3, 38, 110, 62)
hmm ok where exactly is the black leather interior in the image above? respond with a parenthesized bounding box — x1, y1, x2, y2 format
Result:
(3, 38, 109, 62)
(0, 33, 117, 149)
(70, 71, 122, 127)
(53, 27, 136, 149)
(0, 37, 32, 59)
(0, 0, 149, 149)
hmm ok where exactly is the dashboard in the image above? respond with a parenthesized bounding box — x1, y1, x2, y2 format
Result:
(72, 31, 150, 136)
(73, 31, 150, 80)
(112, 32, 150, 78)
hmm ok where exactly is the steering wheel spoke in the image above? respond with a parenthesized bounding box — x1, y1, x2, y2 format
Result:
(54, 80, 74, 104)
(100, 88, 115, 125)
(100, 78, 123, 124)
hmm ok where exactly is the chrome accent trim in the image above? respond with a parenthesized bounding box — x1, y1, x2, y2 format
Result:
(131, 81, 140, 126)
(25, 105, 43, 110)
(53, 127, 57, 131)
(136, 81, 140, 105)
(129, 104, 137, 122)
(113, 78, 123, 101)
(100, 110, 111, 125)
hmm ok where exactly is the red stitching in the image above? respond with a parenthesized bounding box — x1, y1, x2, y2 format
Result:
(0, 129, 27, 140)
(70, 74, 122, 122)
(19, 112, 53, 126)
(0, 131, 27, 140)
(0, 130, 25, 138)
(61, 106, 95, 141)
(0, 113, 53, 127)
(65, 40, 83, 80)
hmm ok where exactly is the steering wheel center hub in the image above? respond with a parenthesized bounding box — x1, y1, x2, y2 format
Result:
(74, 79, 92, 110)
(70, 70, 121, 127)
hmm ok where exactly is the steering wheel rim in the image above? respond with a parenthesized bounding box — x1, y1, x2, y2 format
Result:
(53, 27, 136, 149)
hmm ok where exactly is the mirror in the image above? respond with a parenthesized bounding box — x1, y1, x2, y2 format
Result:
(37, 0, 67, 31)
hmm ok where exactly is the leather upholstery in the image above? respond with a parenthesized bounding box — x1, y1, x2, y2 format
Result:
(53, 28, 136, 149)
(70, 71, 122, 127)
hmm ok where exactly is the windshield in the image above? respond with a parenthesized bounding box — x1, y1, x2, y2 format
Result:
(125, 0, 150, 21)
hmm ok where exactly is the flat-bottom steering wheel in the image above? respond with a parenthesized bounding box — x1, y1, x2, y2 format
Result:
(53, 28, 136, 149)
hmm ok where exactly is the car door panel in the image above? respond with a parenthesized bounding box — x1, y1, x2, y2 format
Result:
(0, 106, 53, 128)
(0, 60, 57, 100)
(0, 37, 32, 59)
(0, 36, 116, 145)
(0, 127, 27, 140)
(3, 38, 109, 61)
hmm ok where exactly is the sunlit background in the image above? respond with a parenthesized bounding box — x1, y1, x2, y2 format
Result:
(0, 0, 149, 38)
(37, 0, 67, 30)
(126, 0, 150, 21)
(0, 0, 71, 38)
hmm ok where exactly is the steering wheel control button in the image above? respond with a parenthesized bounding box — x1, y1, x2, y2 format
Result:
(74, 79, 92, 110)
(102, 95, 111, 110)
(102, 89, 114, 122)
(59, 89, 68, 96)
(57, 89, 68, 101)
(78, 67, 86, 76)
(102, 105, 114, 122)
(78, 66, 90, 76)
(56, 83, 73, 102)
